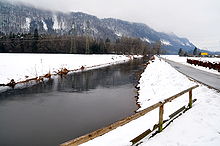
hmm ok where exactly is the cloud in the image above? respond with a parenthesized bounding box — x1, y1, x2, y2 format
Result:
(8, 0, 220, 51)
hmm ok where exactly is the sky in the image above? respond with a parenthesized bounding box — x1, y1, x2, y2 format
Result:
(8, 0, 220, 52)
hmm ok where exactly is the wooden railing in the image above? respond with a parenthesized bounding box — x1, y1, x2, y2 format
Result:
(60, 85, 199, 146)
(187, 59, 220, 72)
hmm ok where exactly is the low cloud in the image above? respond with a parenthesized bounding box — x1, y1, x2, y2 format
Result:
(8, 0, 220, 51)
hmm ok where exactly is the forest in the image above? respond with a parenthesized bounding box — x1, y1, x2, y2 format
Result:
(0, 29, 161, 55)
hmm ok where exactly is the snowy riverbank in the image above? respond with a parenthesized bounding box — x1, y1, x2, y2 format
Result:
(0, 54, 140, 91)
(79, 56, 220, 146)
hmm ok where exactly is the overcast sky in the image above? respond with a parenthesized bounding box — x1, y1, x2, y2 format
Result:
(9, 0, 220, 51)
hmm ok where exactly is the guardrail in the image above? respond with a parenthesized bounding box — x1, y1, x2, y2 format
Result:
(61, 85, 199, 146)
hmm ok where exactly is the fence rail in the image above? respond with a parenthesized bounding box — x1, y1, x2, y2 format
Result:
(60, 85, 199, 146)
(187, 59, 220, 72)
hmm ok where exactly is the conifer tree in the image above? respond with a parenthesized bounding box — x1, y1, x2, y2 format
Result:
(32, 28, 39, 52)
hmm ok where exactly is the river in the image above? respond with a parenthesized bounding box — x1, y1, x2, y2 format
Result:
(0, 58, 147, 146)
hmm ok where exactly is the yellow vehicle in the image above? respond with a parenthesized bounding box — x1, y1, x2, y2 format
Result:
(200, 52, 208, 56)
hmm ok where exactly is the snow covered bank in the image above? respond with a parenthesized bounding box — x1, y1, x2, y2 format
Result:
(0, 54, 140, 91)
(139, 85, 220, 146)
(79, 56, 220, 146)
(137, 57, 196, 110)
(162, 55, 220, 75)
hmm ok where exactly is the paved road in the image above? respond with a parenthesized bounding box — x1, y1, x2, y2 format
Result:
(165, 59, 220, 91)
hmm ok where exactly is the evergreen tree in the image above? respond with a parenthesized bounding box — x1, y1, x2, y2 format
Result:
(178, 48, 185, 56)
(193, 47, 198, 55)
(184, 52, 188, 57)
(0, 42, 6, 52)
(105, 38, 111, 53)
(34, 28, 39, 39)
(32, 28, 39, 52)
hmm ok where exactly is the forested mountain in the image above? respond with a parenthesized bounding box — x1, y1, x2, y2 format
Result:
(0, 0, 195, 54)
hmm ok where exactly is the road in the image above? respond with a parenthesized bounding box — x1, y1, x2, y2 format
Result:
(164, 59, 220, 91)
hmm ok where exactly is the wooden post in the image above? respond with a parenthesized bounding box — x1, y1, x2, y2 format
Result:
(189, 89, 192, 108)
(158, 104, 164, 132)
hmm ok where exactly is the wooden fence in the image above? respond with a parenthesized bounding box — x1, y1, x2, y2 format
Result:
(187, 59, 220, 72)
(60, 85, 199, 146)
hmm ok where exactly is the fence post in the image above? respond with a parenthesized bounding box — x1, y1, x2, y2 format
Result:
(189, 89, 192, 108)
(158, 104, 164, 132)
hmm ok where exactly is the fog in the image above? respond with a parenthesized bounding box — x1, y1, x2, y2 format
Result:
(8, 0, 220, 51)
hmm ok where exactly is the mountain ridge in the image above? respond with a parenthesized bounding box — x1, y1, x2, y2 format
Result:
(0, 0, 195, 54)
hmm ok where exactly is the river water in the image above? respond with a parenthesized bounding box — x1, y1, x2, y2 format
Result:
(0, 58, 147, 146)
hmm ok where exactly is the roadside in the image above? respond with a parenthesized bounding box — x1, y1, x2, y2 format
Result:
(164, 59, 220, 91)
(162, 55, 220, 75)
(160, 55, 220, 91)
(72, 56, 220, 146)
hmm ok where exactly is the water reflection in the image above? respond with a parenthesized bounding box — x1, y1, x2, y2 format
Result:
(0, 58, 148, 146)
(57, 64, 138, 92)
(0, 58, 145, 99)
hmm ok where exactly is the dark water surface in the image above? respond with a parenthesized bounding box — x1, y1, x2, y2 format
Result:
(0, 58, 147, 146)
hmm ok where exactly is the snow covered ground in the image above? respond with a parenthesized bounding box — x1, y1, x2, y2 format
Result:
(0, 53, 138, 91)
(139, 85, 220, 146)
(162, 55, 220, 75)
(1, 54, 220, 145)
(80, 56, 220, 146)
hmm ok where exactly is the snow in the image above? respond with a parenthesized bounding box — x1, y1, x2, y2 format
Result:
(162, 55, 220, 75)
(42, 20, 48, 31)
(160, 39, 172, 46)
(115, 32, 122, 37)
(139, 85, 220, 146)
(21, 17, 31, 30)
(60, 20, 66, 30)
(137, 57, 196, 111)
(185, 42, 192, 47)
(80, 56, 220, 146)
(141, 37, 151, 43)
(1, 53, 220, 146)
(174, 39, 185, 46)
(53, 15, 59, 30)
(0, 54, 138, 91)
(91, 27, 98, 34)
